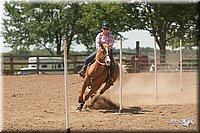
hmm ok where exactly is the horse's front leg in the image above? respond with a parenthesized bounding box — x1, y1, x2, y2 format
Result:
(76, 82, 88, 112)
(99, 82, 111, 95)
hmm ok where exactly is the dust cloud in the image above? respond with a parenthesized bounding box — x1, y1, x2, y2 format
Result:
(103, 72, 197, 107)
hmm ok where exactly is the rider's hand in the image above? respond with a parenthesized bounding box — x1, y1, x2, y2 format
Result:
(108, 44, 112, 49)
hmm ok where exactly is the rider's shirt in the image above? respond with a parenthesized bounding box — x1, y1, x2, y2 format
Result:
(95, 32, 115, 50)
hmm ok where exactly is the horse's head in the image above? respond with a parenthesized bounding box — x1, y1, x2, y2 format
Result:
(96, 44, 111, 66)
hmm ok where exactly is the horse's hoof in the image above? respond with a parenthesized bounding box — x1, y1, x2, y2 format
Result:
(76, 106, 82, 112)
(76, 109, 81, 112)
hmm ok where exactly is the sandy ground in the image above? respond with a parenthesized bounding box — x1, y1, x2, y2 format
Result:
(2, 72, 198, 132)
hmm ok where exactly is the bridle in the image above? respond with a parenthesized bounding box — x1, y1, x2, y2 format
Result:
(96, 45, 110, 66)
(96, 55, 109, 66)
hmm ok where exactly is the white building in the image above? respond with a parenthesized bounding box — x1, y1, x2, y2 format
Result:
(18, 57, 64, 74)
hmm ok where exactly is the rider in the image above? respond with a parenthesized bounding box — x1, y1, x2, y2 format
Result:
(78, 22, 115, 85)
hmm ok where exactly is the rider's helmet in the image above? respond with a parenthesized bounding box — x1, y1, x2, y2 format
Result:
(102, 22, 110, 29)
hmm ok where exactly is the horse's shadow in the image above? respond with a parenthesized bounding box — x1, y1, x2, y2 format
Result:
(98, 106, 152, 115)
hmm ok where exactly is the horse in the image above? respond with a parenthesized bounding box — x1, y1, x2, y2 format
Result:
(76, 44, 119, 112)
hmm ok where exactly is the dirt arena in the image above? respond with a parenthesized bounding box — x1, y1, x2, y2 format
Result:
(2, 72, 198, 132)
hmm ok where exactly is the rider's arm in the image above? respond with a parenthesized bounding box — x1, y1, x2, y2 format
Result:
(95, 33, 102, 50)
(108, 34, 115, 49)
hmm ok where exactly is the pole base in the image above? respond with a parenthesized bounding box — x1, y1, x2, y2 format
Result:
(64, 128, 71, 133)
(119, 109, 123, 113)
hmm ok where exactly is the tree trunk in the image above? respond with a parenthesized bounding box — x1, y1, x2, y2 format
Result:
(155, 35, 166, 64)
(156, 22, 167, 64)
(67, 41, 71, 59)
(56, 35, 61, 55)
(160, 44, 166, 64)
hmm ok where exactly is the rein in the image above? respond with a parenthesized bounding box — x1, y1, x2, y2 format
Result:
(96, 54, 109, 66)
(96, 59, 106, 66)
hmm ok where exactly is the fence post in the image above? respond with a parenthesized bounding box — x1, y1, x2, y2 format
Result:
(136, 41, 140, 55)
(10, 54, 14, 75)
(73, 56, 77, 73)
(135, 41, 140, 72)
(36, 55, 40, 74)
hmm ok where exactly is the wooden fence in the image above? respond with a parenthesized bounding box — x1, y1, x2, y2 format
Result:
(2, 50, 198, 75)
(2, 52, 139, 75)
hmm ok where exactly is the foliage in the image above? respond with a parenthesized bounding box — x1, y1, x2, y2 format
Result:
(9, 47, 31, 56)
(123, 3, 198, 62)
(166, 4, 198, 49)
(3, 2, 135, 55)
(2, 2, 198, 58)
(126, 3, 198, 49)
(3, 2, 84, 56)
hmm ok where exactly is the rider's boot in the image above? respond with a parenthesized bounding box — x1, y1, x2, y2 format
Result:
(108, 72, 114, 86)
(108, 66, 114, 86)
(78, 65, 87, 78)
(109, 78, 114, 86)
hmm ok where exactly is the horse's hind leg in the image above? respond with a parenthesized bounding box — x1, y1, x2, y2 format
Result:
(87, 83, 110, 108)
(99, 64, 119, 95)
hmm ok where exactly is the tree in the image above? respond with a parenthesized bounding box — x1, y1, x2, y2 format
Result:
(3, 2, 197, 59)
(3, 2, 83, 56)
(10, 47, 31, 56)
(167, 4, 198, 50)
(3, 2, 139, 55)
(125, 3, 198, 63)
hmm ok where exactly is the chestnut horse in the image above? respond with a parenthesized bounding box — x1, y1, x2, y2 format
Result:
(76, 44, 119, 112)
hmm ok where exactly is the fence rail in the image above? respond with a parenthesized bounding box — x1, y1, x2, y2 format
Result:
(2, 50, 198, 75)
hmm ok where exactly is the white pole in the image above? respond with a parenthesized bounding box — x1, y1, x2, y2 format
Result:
(154, 36, 158, 99)
(180, 38, 183, 91)
(119, 37, 123, 113)
(64, 37, 71, 133)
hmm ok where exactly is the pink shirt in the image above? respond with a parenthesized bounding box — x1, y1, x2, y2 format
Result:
(95, 32, 115, 50)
